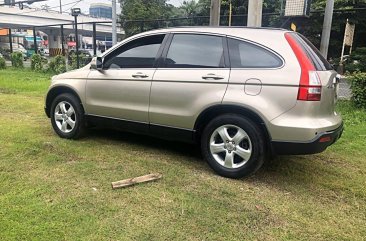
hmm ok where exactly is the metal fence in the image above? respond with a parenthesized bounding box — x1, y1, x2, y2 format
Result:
(122, 8, 366, 61)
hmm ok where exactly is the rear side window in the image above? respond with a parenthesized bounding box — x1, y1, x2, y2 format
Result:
(165, 34, 225, 68)
(228, 38, 283, 68)
(290, 33, 333, 71)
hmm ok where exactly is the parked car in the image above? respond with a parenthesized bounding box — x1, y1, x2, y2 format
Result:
(0, 42, 27, 59)
(45, 27, 343, 178)
(39, 48, 49, 57)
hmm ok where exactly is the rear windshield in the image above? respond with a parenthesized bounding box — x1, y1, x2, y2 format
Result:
(290, 33, 333, 71)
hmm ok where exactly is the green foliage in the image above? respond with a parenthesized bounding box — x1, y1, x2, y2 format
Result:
(69, 53, 78, 70)
(68, 52, 91, 70)
(0, 48, 11, 60)
(31, 54, 44, 72)
(121, 0, 175, 36)
(297, 0, 366, 60)
(348, 72, 366, 109)
(11, 52, 23, 68)
(118, 0, 366, 60)
(48, 55, 66, 74)
(345, 47, 366, 73)
(0, 57, 6, 69)
(180, 0, 202, 16)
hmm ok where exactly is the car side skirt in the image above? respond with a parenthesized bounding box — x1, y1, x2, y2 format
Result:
(85, 115, 195, 143)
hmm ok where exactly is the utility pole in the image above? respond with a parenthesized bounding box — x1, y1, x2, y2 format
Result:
(209, 0, 220, 26)
(112, 0, 117, 45)
(71, 8, 81, 68)
(247, 0, 263, 27)
(320, 0, 334, 58)
(228, 0, 232, 26)
(59, 0, 62, 13)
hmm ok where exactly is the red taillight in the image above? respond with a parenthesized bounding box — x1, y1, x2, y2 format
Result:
(285, 33, 322, 101)
(319, 136, 331, 143)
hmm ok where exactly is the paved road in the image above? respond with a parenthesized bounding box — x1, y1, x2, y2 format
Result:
(339, 78, 352, 100)
(5, 60, 31, 68)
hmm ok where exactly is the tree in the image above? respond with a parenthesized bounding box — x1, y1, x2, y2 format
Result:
(119, 0, 366, 60)
(180, 0, 202, 17)
(297, 0, 366, 59)
(120, 0, 174, 36)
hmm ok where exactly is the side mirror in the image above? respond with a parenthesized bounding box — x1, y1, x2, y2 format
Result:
(90, 57, 103, 70)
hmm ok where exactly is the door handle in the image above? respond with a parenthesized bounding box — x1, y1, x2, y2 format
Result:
(202, 73, 224, 80)
(132, 72, 149, 78)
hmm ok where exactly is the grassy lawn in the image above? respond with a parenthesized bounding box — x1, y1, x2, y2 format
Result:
(0, 68, 365, 241)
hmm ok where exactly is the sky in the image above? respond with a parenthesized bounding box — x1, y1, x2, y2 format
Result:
(32, 0, 184, 14)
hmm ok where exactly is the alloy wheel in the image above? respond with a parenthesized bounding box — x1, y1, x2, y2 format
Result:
(209, 124, 252, 169)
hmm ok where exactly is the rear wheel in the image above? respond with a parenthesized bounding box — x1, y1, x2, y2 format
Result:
(201, 114, 265, 178)
(50, 93, 85, 139)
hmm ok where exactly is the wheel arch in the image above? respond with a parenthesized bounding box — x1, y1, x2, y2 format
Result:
(45, 86, 84, 118)
(194, 104, 271, 142)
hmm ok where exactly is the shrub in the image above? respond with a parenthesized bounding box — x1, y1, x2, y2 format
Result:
(345, 47, 366, 73)
(68, 51, 92, 70)
(31, 54, 44, 72)
(0, 57, 6, 69)
(348, 72, 366, 109)
(0, 48, 11, 60)
(69, 52, 78, 70)
(11, 52, 24, 68)
(48, 55, 66, 74)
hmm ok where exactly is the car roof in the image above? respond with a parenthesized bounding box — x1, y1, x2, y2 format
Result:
(103, 26, 292, 58)
(136, 26, 288, 36)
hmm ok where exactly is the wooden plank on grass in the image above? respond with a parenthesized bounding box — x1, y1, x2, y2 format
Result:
(111, 173, 162, 189)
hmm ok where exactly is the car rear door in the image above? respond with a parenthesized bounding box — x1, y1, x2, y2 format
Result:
(223, 36, 299, 122)
(149, 33, 230, 134)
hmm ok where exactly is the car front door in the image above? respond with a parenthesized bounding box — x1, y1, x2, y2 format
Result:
(85, 34, 166, 126)
(149, 33, 230, 136)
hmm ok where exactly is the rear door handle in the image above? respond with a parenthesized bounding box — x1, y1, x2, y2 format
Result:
(202, 73, 224, 80)
(132, 72, 149, 78)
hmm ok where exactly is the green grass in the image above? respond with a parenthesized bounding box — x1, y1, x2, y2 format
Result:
(0, 68, 365, 240)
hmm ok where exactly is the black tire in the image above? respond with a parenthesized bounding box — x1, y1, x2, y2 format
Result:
(50, 93, 86, 139)
(201, 114, 265, 178)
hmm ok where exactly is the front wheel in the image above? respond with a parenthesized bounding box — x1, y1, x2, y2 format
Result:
(50, 93, 85, 139)
(201, 114, 265, 178)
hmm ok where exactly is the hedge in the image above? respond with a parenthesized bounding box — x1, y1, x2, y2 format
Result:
(348, 72, 366, 109)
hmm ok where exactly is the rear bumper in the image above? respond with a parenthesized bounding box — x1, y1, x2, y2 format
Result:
(271, 123, 343, 155)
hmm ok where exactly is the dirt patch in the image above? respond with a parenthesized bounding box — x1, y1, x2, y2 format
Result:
(0, 88, 16, 94)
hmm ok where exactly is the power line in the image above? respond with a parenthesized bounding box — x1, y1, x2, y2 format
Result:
(0, 0, 46, 7)
(63, 0, 85, 13)
(14, 0, 84, 16)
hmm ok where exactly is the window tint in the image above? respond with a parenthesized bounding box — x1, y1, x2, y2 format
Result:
(104, 34, 165, 69)
(165, 34, 224, 68)
(294, 33, 333, 71)
(228, 38, 283, 68)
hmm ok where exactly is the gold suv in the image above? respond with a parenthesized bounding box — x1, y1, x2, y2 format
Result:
(45, 27, 343, 178)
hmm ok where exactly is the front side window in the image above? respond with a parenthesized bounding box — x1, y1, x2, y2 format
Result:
(103, 34, 165, 69)
(165, 34, 225, 68)
(228, 38, 283, 68)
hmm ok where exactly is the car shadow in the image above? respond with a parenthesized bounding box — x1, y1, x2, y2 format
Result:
(249, 153, 338, 196)
(87, 128, 202, 160)
(86, 128, 329, 192)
